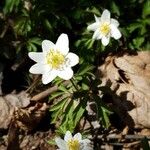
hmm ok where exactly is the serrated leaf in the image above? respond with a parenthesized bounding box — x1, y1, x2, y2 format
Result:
(29, 37, 42, 45)
(111, 1, 120, 16)
(78, 64, 94, 76)
(101, 106, 112, 128)
(44, 19, 53, 31)
(142, 0, 150, 18)
(128, 23, 142, 33)
(133, 37, 145, 49)
(47, 139, 56, 145)
(86, 6, 100, 16)
(51, 109, 62, 123)
(58, 85, 68, 93)
(3, 0, 20, 14)
(50, 98, 67, 111)
(73, 99, 86, 126)
(49, 92, 64, 101)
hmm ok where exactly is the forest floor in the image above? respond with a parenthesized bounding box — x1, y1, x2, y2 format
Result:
(0, 51, 150, 150)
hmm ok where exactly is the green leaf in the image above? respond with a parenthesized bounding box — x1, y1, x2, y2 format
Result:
(111, 1, 120, 16)
(50, 98, 67, 111)
(127, 23, 142, 33)
(58, 85, 68, 93)
(94, 95, 112, 128)
(78, 64, 94, 76)
(28, 37, 42, 45)
(49, 92, 64, 101)
(73, 99, 86, 126)
(47, 139, 56, 145)
(27, 43, 37, 52)
(142, 0, 150, 18)
(101, 106, 112, 128)
(141, 137, 150, 150)
(14, 16, 31, 36)
(3, 0, 21, 14)
(86, 6, 101, 16)
(44, 19, 53, 31)
(51, 109, 61, 124)
(133, 37, 145, 49)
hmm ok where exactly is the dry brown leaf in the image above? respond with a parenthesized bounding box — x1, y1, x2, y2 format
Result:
(14, 102, 48, 131)
(0, 91, 30, 129)
(98, 51, 150, 128)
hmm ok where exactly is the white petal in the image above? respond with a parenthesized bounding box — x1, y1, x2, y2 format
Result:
(111, 18, 119, 27)
(66, 53, 79, 67)
(56, 33, 69, 55)
(94, 15, 100, 22)
(101, 9, 110, 23)
(101, 36, 110, 46)
(81, 139, 91, 144)
(93, 29, 102, 40)
(87, 22, 99, 31)
(81, 139, 92, 150)
(55, 137, 68, 150)
(92, 30, 99, 40)
(64, 131, 72, 142)
(58, 68, 73, 80)
(110, 24, 121, 39)
(73, 133, 82, 141)
(29, 63, 50, 74)
(42, 40, 55, 54)
(42, 70, 57, 84)
(28, 52, 45, 63)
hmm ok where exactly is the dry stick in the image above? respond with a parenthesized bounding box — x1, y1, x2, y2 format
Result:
(95, 134, 150, 140)
(31, 80, 70, 101)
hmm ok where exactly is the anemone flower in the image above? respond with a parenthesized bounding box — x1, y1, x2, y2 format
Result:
(87, 9, 121, 46)
(28, 33, 79, 84)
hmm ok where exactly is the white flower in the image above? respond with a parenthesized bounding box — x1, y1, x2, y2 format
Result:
(28, 33, 79, 84)
(55, 131, 92, 150)
(87, 9, 121, 46)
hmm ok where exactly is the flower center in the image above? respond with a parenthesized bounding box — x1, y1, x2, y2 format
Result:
(100, 22, 110, 36)
(68, 139, 80, 150)
(46, 49, 65, 69)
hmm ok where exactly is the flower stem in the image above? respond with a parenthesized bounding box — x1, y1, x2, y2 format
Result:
(70, 78, 79, 91)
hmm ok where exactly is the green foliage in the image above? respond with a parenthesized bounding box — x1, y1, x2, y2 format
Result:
(141, 137, 150, 150)
(49, 65, 95, 134)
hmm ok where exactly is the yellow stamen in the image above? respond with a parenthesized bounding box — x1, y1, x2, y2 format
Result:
(100, 22, 110, 36)
(68, 139, 80, 150)
(46, 49, 65, 69)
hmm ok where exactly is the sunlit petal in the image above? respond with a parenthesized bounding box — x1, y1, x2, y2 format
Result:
(64, 131, 73, 142)
(58, 68, 73, 80)
(92, 29, 101, 40)
(101, 9, 110, 23)
(56, 33, 69, 55)
(87, 22, 99, 31)
(66, 53, 79, 67)
(102, 36, 110, 46)
(42, 40, 55, 54)
(28, 52, 45, 63)
(42, 70, 57, 84)
(55, 138, 67, 150)
(111, 18, 119, 27)
(94, 15, 101, 22)
(74, 133, 82, 141)
(29, 63, 50, 74)
(110, 24, 122, 39)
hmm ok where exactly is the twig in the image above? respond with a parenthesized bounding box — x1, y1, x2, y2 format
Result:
(94, 134, 150, 140)
(30, 80, 70, 101)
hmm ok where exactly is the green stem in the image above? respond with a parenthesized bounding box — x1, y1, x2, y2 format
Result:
(70, 78, 79, 91)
